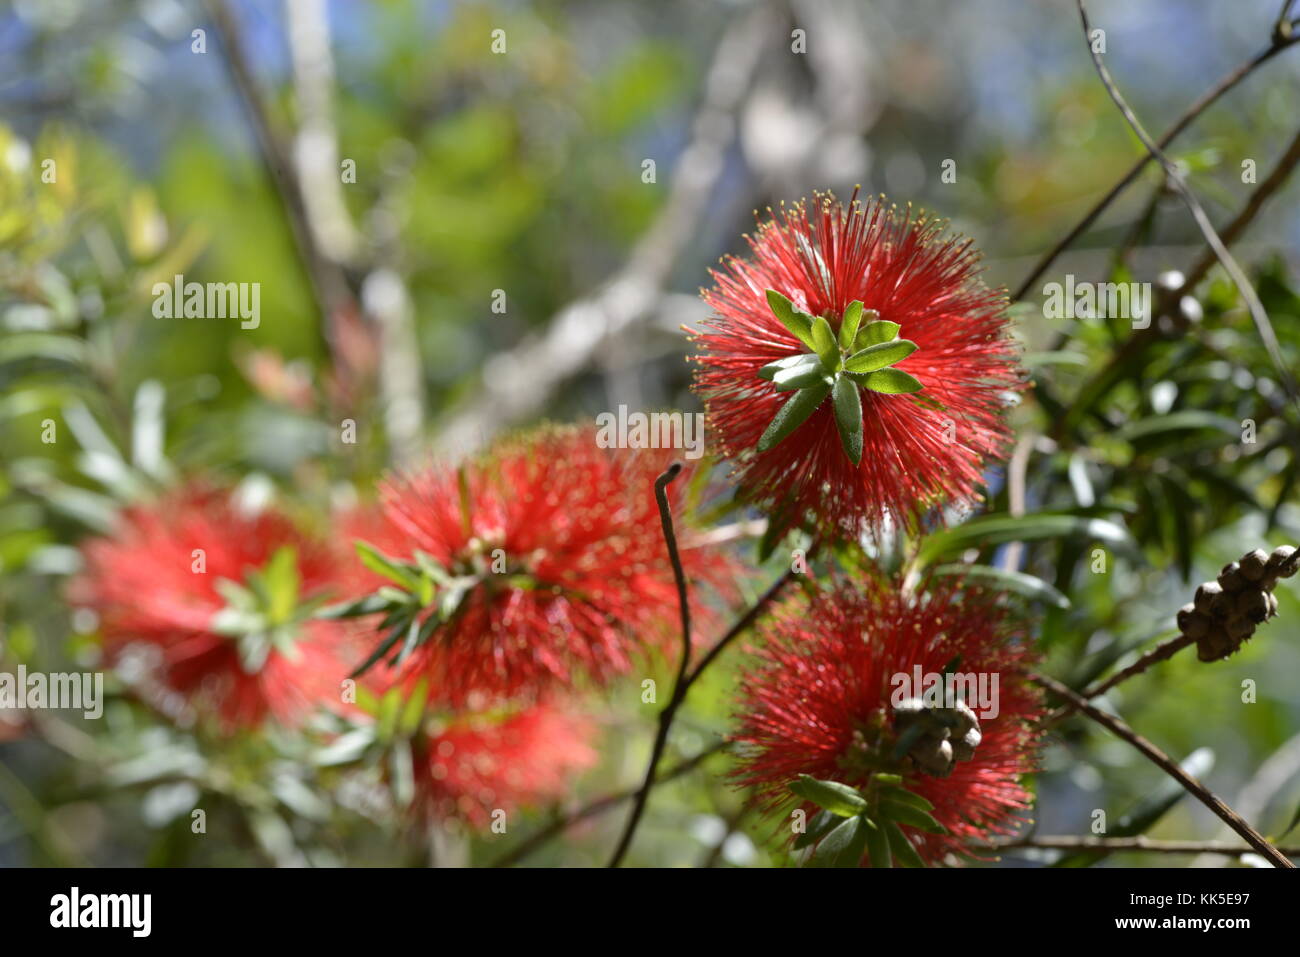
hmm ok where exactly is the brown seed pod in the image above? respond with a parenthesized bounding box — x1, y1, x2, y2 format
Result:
(1182, 612, 1211, 640)
(1240, 549, 1269, 582)
(1267, 545, 1297, 578)
(1176, 602, 1196, 632)
(1197, 630, 1231, 662)
(1225, 615, 1255, 641)
(1194, 581, 1223, 614)
(950, 727, 981, 762)
(912, 738, 954, 777)
(1217, 562, 1246, 592)
(1237, 590, 1269, 624)
(1268, 592, 1280, 618)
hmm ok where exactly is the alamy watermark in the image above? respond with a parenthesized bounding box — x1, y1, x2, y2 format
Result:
(1043, 274, 1151, 329)
(152, 273, 260, 329)
(889, 665, 1000, 720)
(0, 665, 103, 719)
(595, 406, 705, 460)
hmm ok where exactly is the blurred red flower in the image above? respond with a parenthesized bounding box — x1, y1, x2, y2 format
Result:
(73, 484, 354, 732)
(415, 702, 597, 827)
(691, 190, 1023, 539)
(731, 577, 1042, 866)
(347, 423, 736, 705)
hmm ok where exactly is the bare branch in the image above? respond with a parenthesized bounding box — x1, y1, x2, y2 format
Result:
(1076, 0, 1300, 415)
(1032, 671, 1294, 868)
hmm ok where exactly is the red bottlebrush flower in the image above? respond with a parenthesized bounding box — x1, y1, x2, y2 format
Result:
(73, 484, 353, 731)
(414, 702, 597, 827)
(348, 423, 734, 705)
(690, 190, 1024, 539)
(731, 578, 1042, 866)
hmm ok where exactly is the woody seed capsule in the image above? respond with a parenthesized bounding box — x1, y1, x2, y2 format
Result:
(1194, 581, 1222, 614)
(1240, 549, 1269, 582)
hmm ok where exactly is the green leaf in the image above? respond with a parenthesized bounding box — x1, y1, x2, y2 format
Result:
(757, 381, 831, 453)
(877, 785, 935, 813)
(859, 367, 923, 394)
(832, 376, 863, 465)
(788, 774, 869, 817)
(793, 809, 838, 850)
(765, 289, 817, 350)
(884, 821, 926, 868)
(844, 339, 918, 374)
(863, 815, 892, 867)
(757, 353, 820, 381)
(809, 815, 869, 868)
(915, 513, 1137, 570)
(810, 315, 840, 371)
(315, 594, 391, 620)
(354, 541, 421, 592)
(773, 361, 830, 392)
(260, 546, 301, 625)
(879, 799, 946, 833)
(349, 616, 411, 678)
(854, 317, 897, 348)
(930, 563, 1071, 609)
(839, 301, 864, 349)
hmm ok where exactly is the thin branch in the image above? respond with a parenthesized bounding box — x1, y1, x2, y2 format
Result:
(1031, 671, 1294, 868)
(1012, 24, 1300, 303)
(491, 741, 729, 868)
(607, 464, 693, 867)
(203, 0, 351, 333)
(1073, 0, 1300, 418)
(981, 834, 1300, 857)
(1052, 117, 1300, 441)
(1045, 631, 1194, 724)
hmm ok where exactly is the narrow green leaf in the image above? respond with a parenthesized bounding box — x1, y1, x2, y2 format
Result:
(809, 815, 868, 868)
(863, 816, 892, 868)
(757, 353, 820, 381)
(354, 541, 421, 592)
(757, 382, 831, 453)
(915, 513, 1137, 570)
(860, 367, 924, 394)
(839, 300, 864, 349)
(879, 799, 947, 833)
(884, 821, 926, 868)
(877, 785, 935, 813)
(930, 563, 1071, 609)
(789, 774, 869, 817)
(765, 289, 817, 350)
(774, 362, 830, 392)
(316, 594, 391, 620)
(844, 339, 918, 374)
(810, 315, 840, 371)
(832, 376, 863, 465)
(854, 317, 896, 348)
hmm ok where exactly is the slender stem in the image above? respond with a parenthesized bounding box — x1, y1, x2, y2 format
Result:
(1011, 22, 1300, 303)
(1045, 632, 1194, 723)
(981, 835, 1300, 857)
(1031, 671, 1294, 868)
(1077, 0, 1298, 414)
(606, 481, 810, 865)
(492, 742, 729, 868)
(606, 464, 693, 867)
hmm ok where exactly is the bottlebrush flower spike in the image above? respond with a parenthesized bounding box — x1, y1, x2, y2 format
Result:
(690, 190, 1024, 539)
(731, 578, 1043, 866)
(344, 423, 735, 705)
(414, 703, 597, 828)
(72, 484, 355, 732)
